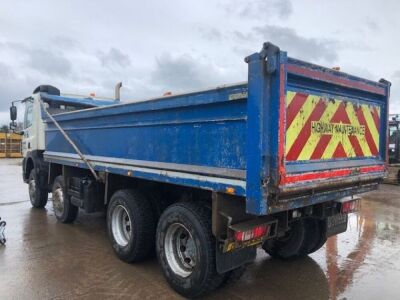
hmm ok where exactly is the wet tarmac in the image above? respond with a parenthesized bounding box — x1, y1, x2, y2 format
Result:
(1, 158, 400, 299)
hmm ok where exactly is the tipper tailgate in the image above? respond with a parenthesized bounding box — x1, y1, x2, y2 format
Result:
(281, 59, 388, 191)
(245, 42, 390, 215)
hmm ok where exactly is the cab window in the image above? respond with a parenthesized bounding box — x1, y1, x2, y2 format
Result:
(24, 101, 33, 128)
(389, 125, 398, 144)
(47, 102, 89, 115)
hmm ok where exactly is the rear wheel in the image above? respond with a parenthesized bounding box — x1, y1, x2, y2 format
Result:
(107, 189, 156, 262)
(263, 218, 328, 259)
(303, 218, 327, 254)
(262, 219, 306, 259)
(28, 169, 48, 208)
(156, 202, 225, 298)
(52, 176, 78, 223)
(299, 218, 326, 256)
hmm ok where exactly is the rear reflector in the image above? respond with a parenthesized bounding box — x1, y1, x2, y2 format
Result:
(234, 224, 269, 242)
(340, 199, 360, 214)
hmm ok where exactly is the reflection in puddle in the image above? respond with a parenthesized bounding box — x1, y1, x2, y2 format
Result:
(325, 204, 376, 300)
(323, 196, 400, 300)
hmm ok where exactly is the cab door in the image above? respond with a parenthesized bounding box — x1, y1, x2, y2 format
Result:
(22, 99, 35, 156)
(389, 121, 400, 164)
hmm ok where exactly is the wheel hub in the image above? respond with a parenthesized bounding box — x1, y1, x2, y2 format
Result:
(52, 187, 65, 217)
(165, 223, 197, 278)
(29, 179, 36, 202)
(111, 205, 132, 247)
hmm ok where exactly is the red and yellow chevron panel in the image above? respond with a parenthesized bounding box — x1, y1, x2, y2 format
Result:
(285, 91, 380, 161)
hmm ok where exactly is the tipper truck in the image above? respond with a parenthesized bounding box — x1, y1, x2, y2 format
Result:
(10, 42, 390, 298)
(384, 114, 400, 184)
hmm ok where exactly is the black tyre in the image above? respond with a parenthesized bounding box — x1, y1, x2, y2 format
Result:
(156, 202, 225, 298)
(52, 176, 78, 223)
(107, 189, 156, 262)
(305, 218, 327, 254)
(28, 169, 48, 208)
(297, 218, 324, 256)
(262, 219, 306, 259)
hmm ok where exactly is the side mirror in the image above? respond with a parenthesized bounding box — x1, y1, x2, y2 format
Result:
(10, 105, 17, 121)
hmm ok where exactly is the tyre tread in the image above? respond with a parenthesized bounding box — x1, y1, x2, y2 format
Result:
(262, 219, 306, 259)
(29, 170, 48, 208)
(108, 189, 156, 262)
(157, 201, 225, 298)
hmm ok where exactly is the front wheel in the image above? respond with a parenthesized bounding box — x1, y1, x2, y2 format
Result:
(156, 202, 225, 298)
(28, 169, 48, 208)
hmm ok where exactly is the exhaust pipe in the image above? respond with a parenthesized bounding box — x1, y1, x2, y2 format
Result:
(115, 82, 122, 101)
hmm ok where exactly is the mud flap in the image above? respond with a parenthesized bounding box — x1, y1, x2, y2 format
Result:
(326, 213, 348, 237)
(216, 244, 256, 274)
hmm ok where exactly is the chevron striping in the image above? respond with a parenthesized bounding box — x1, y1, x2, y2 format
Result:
(285, 91, 381, 161)
(310, 134, 331, 160)
(286, 92, 309, 129)
(286, 94, 320, 154)
(356, 106, 379, 155)
(320, 102, 355, 159)
(297, 100, 340, 160)
(371, 106, 380, 130)
(345, 103, 371, 157)
(286, 99, 326, 160)
(286, 91, 297, 107)
(362, 105, 379, 150)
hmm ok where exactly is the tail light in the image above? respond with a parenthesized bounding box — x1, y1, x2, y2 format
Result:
(340, 199, 360, 214)
(234, 224, 269, 242)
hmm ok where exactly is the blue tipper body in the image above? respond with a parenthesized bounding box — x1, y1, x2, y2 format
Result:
(43, 42, 390, 216)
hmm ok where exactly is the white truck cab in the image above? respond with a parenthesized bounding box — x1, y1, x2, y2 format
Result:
(21, 93, 46, 157)
(10, 85, 118, 208)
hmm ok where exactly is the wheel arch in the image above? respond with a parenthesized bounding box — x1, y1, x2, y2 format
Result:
(24, 157, 35, 181)
(48, 163, 63, 187)
(104, 173, 212, 219)
(24, 150, 49, 190)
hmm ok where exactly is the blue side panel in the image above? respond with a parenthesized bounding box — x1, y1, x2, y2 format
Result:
(45, 85, 248, 171)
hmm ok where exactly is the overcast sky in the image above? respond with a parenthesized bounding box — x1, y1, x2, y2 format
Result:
(0, 0, 399, 125)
